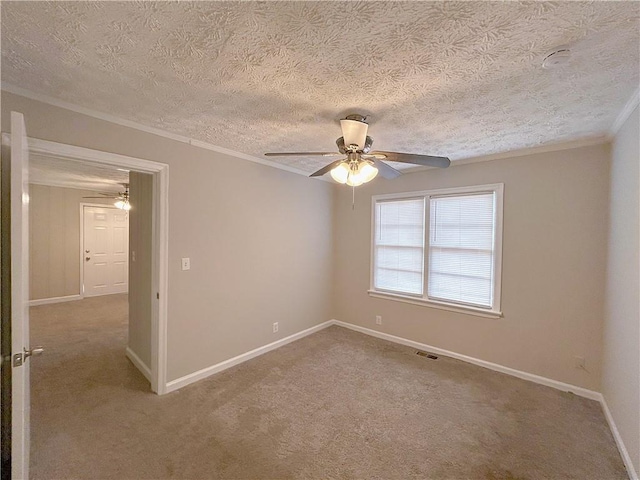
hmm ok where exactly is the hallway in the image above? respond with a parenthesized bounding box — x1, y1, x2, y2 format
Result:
(29, 294, 149, 478)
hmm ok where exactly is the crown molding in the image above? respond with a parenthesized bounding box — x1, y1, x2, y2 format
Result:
(609, 87, 640, 137)
(449, 134, 610, 167)
(1, 83, 320, 180)
(2, 83, 615, 178)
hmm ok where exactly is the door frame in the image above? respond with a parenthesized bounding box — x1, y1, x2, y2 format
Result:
(5, 135, 170, 395)
(79, 203, 129, 299)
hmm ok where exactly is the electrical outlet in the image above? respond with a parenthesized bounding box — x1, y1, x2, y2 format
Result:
(574, 356, 586, 370)
(181, 257, 190, 271)
(375, 315, 382, 325)
(273, 322, 279, 333)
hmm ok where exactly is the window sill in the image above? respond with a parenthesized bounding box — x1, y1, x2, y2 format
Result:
(367, 290, 503, 319)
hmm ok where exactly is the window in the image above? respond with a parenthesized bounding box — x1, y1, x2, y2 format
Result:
(370, 184, 503, 317)
(373, 198, 425, 295)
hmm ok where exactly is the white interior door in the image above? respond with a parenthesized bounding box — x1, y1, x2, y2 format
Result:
(83, 206, 129, 297)
(10, 111, 31, 479)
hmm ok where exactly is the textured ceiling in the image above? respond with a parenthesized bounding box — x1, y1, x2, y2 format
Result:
(30, 153, 129, 193)
(2, 1, 639, 175)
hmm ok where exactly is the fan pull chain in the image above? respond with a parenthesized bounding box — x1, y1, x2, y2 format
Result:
(352, 185, 355, 210)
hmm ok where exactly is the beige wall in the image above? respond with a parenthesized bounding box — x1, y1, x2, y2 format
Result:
(2, 91, 334, 382)
(128, 171, 153, 368)
(29, 184, 112, 300)
(7, 90, 626, 405)
(602, 106, 639, 474)
(333, 144, 610, 391)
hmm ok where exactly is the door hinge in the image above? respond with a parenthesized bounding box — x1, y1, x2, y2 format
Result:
(156, 292, 159, 300)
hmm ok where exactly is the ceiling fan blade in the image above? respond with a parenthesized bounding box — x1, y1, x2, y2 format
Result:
(370, 151, 450, 168)
(372, 159, 402, 179)
(309, 159, 346, 177)
(83, 196, 116, 199)
(265, 152, 342, 157)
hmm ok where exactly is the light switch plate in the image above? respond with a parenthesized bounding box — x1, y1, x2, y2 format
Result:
(181, 257, 190, 270)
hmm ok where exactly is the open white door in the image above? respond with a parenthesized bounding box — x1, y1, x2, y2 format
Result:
(10, 111, 33, 480)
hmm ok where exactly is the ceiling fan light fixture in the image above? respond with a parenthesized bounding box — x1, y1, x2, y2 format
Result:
(346, 162, 376, 187)
(340, 118, 368, 150)
(330, 160, 378, 186)
(114, 199, 131, 210)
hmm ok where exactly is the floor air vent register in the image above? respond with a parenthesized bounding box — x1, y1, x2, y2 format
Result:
(416, 351, 438, 359)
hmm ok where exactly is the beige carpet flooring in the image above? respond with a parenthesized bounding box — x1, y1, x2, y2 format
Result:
(30, 295, 627, 480)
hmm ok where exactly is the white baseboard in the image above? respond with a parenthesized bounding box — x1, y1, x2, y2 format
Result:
(126, 347, 152, 383)
(161, 317, 634, 477)
(166, 318, 602, 400)
(601, 397, 638, 480)
(337, 320, 637, 479)
(332, 320, 602, 401)
(165, 321, 334, 393)
(29, 294, 82, 307)
(165, 318, 600, 400)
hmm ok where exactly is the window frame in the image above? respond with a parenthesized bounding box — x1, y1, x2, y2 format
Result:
(369, 183, 504, 318)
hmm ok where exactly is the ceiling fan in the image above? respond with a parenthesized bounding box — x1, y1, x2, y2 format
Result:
(265, 114, 450, 186)
(83, 183, 131, 210)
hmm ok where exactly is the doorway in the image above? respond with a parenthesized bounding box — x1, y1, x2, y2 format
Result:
(2, 130, 169, 478)
(26, 137, 168, 394)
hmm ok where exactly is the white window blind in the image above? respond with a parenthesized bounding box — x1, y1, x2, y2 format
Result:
(428, 192, 496, 308)
(374, 198, 425, 295)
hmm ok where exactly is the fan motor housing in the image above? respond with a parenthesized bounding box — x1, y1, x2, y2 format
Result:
(336, 135, 373, 154)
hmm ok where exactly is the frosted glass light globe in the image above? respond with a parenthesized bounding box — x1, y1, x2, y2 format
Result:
(359, 163, 378, 183)
(330, 163, 350, 184)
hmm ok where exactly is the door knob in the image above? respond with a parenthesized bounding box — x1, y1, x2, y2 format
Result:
(86, 256, 91, 261)
(24, 346, 44, 359)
